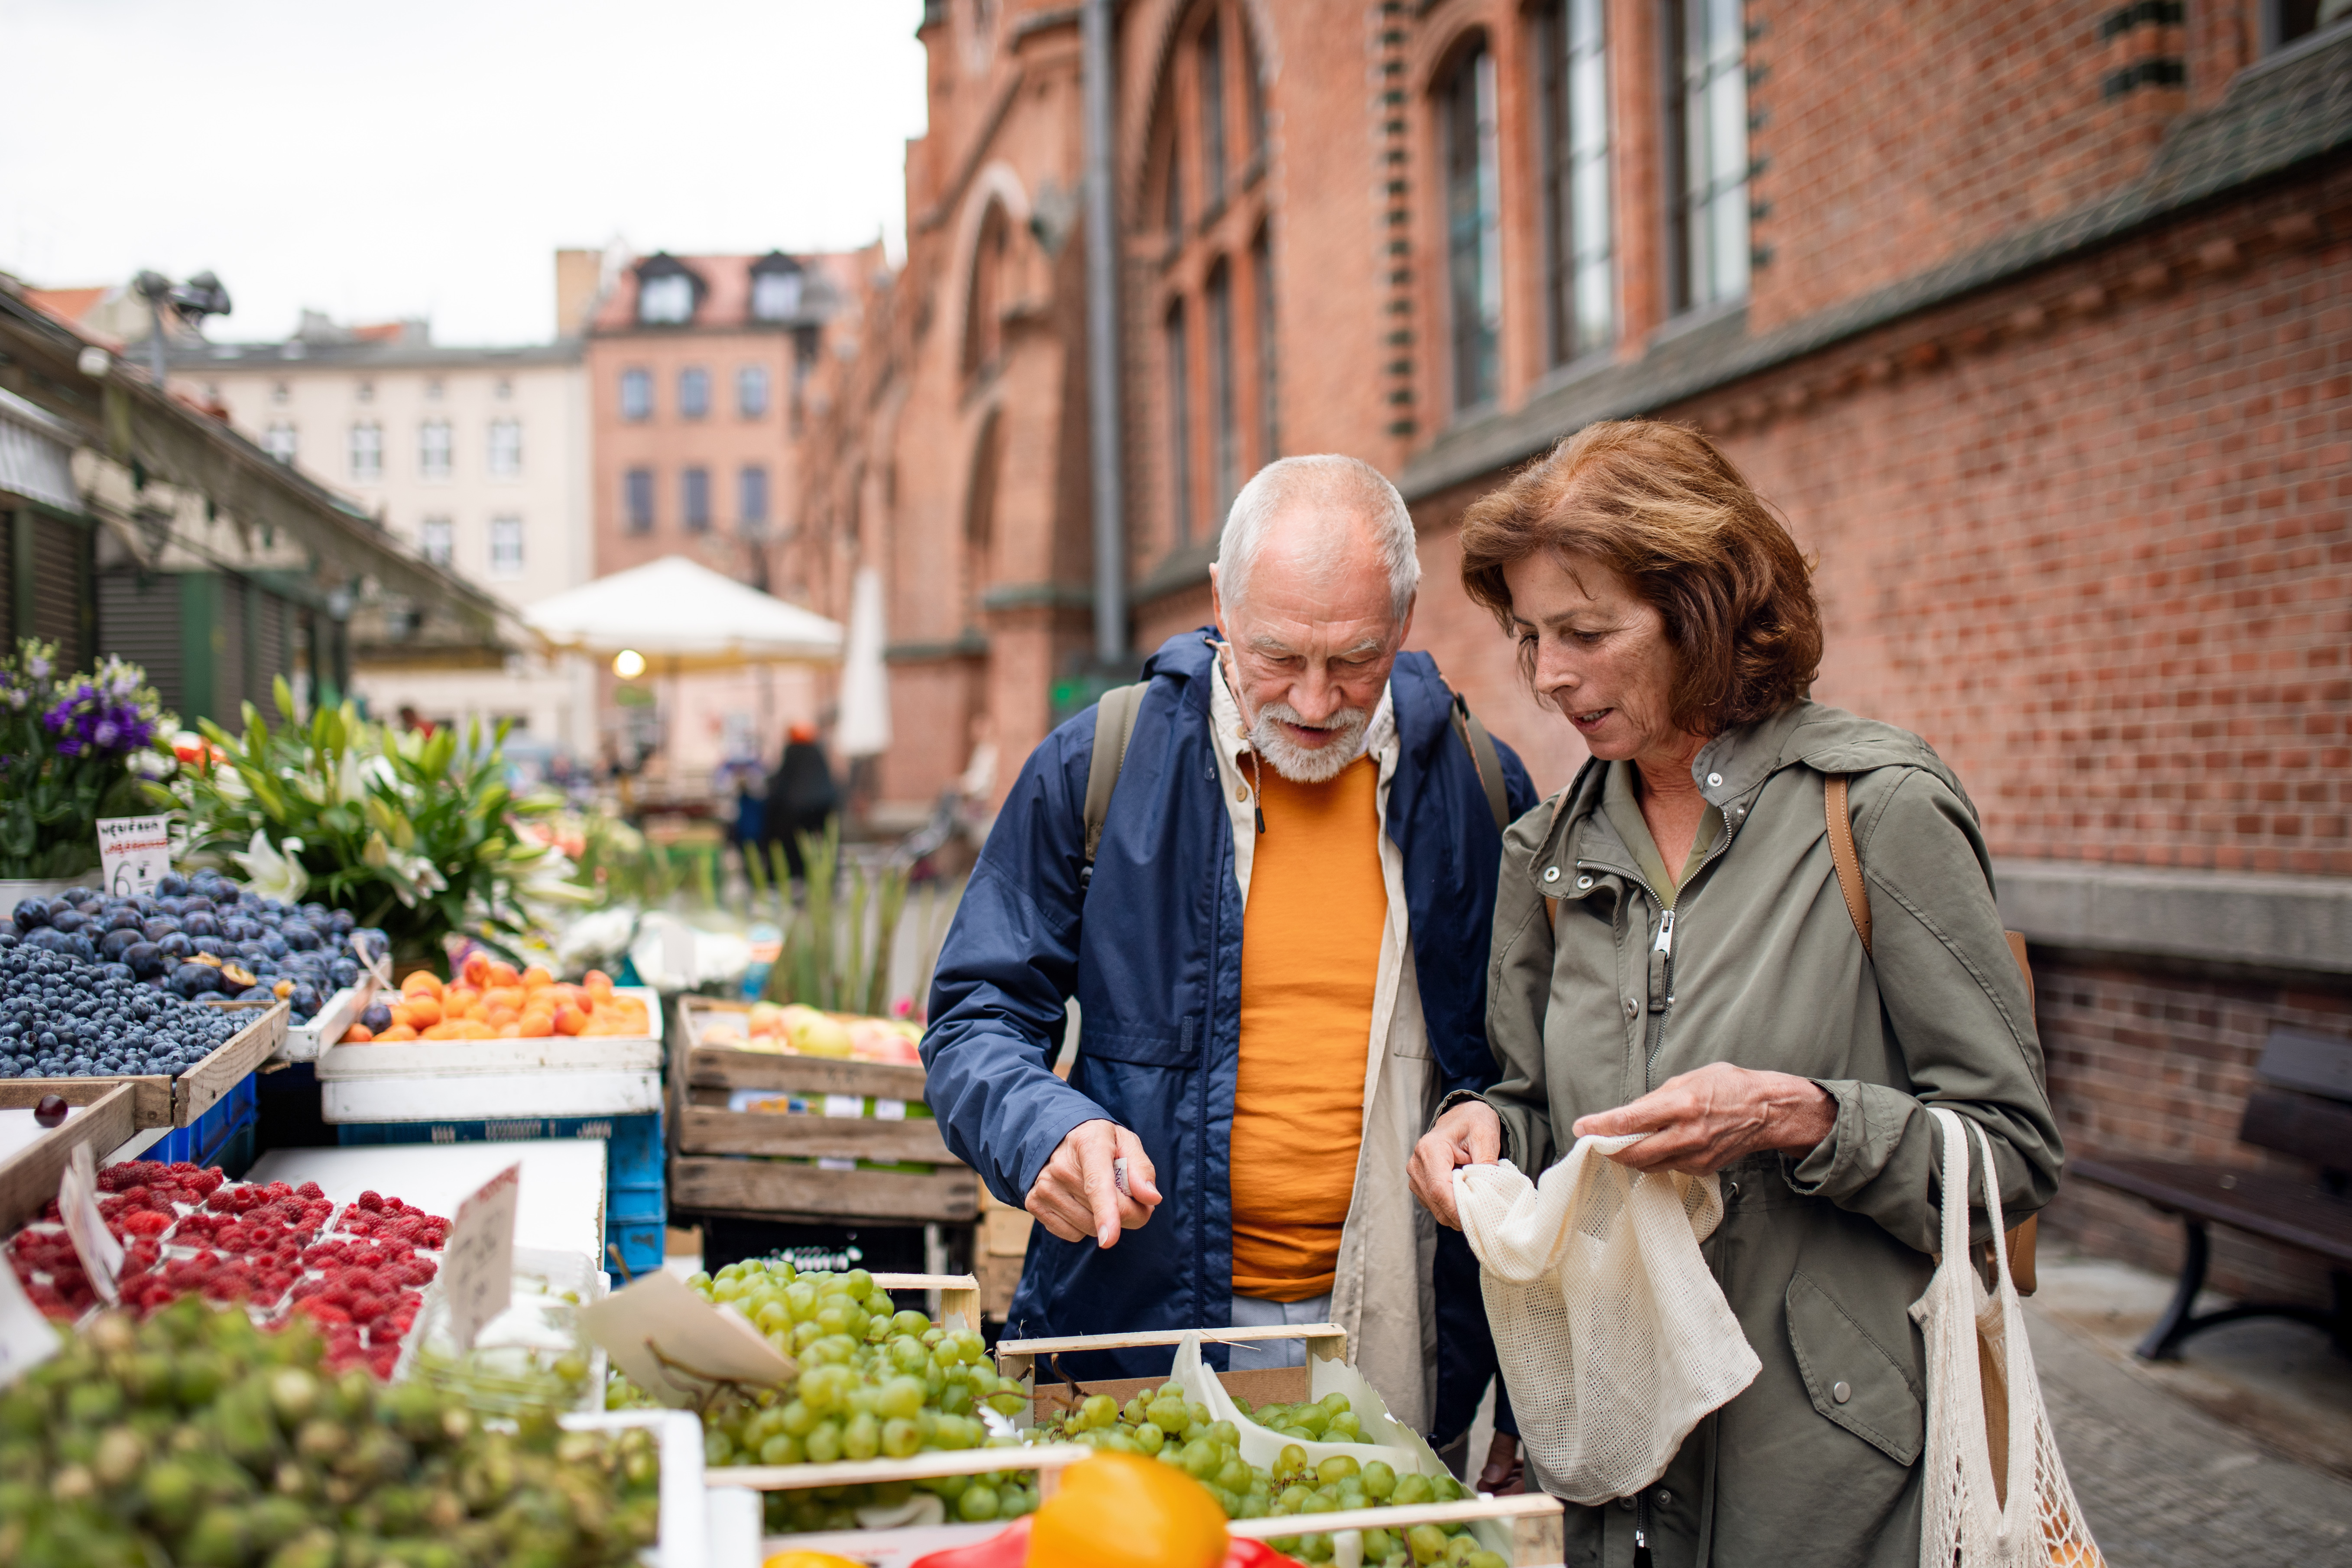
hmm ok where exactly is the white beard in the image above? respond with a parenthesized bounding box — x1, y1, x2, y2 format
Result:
(1249, 700, 1371, 784)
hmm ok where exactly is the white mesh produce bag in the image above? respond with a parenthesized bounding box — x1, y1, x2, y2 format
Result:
(1914, 1109, 2105, 1568)
(1453, 1140, 1761, 1504)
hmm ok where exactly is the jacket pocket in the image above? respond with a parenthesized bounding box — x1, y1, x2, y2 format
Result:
(1784, 1270, 1925, 1467)
(1080, 1016, 1198, 1068)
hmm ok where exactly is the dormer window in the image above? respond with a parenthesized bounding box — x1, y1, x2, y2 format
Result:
(750, 252, 805, 322)
(635, 254, 703, 326)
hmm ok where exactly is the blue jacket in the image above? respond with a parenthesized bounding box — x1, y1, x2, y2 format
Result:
(922, 630, 1536, 1387)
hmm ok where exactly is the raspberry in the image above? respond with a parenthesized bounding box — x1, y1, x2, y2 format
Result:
(295, 1181, 324, 1201)
(357, 1191, 385, 1213)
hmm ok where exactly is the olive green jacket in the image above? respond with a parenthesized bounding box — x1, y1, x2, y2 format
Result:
(1470, 702, 2062, 1568)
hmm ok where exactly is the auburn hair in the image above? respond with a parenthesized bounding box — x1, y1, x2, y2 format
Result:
(1457, 420, 1822, 735)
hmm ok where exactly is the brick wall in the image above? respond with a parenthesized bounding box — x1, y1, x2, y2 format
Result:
(2032, 955, 2351, 1306)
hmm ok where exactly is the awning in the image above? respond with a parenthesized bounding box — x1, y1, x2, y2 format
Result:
(0, 386, 81, 511)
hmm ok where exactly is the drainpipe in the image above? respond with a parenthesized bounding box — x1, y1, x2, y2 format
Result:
(1083, 0, 1127, 665)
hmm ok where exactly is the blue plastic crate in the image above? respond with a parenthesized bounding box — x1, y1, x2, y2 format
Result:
(608, 1183, 666, 1228)
(150, 1072, 260, 1170)
(608, 1220, 665, 1278)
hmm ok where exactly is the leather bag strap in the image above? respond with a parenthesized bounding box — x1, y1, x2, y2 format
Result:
(1081, 682, 1146, 877)
(1824, 773, 1873, 955)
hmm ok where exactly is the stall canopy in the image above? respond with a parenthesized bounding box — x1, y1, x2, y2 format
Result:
(524, 555, 844, 671)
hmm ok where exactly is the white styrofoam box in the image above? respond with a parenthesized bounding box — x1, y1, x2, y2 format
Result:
(561, 1409, 708, 1568)
(277, 985, 371, 1063)
(244, 1138, 610, 1259)
(321, 1069, 662, 1124)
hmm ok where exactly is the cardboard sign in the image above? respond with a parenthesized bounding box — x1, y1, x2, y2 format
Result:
(0, 1261, 60, 1386)
(441, 1163, 521, 1351)
(95, 815, 173, 902)
(581, 1269, 795, 1409)
(58, 1143, 123, 1304)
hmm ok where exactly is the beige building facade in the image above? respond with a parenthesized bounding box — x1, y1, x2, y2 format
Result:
(169, 315, 594, 755)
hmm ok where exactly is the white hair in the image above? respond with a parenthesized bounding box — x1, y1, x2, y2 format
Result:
(1215, 455, 1421, 623)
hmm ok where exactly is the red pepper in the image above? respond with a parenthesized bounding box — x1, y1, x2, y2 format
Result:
(1222, 1542, 1306, 1568)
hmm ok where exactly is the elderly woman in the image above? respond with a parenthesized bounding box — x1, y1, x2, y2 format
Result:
(1408, 422, 2061, 1568)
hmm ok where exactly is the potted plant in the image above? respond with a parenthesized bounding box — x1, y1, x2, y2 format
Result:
(178, 680, 572, 972)
(0, 640, 174, 916)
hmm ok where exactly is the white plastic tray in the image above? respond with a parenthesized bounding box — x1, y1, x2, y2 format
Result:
(322, 1070, 662, 1123)
(561, 1408, 709, 1568)
(277, 985, 372, 1064)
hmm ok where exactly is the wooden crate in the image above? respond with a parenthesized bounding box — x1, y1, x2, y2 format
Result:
(0, 1082, 137, 1234)
(995, 1324, 1350, 1422)
(868, 1271, 982, 1333)
(0, 1000, 287, 1129)
(667, 1006, 976, 1226)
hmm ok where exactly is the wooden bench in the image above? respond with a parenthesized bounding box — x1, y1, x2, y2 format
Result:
(2070, 1026, 2352, 1360)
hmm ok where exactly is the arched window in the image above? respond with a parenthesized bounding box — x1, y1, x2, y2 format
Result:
(1145, 1, 1275, 558)
(962, 202, 1011, 379)
(964, 409, 1003, 627)
(1443, 39, 1503, 412)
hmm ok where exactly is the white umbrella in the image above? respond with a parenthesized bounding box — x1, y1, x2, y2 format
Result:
(524, 555, 843, 671)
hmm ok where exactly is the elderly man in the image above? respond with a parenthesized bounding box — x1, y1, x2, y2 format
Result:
(922, 456, 1535, 1446)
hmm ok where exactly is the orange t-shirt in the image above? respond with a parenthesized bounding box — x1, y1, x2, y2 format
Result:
(1229, 755, 1387, 1300)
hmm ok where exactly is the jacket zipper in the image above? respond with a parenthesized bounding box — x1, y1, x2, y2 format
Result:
(1635, 1492, 1653, 1566)
(1645, 907, 1676, 1087)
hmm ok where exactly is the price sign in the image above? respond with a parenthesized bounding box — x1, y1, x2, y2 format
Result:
(95, 816, 173, 902)
(58, 1143, 123, 1305)
(0, 1261, 60, 1386)
(442, 1163, 520, 1351)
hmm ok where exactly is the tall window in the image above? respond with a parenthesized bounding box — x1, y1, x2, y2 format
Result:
(624, 467, 655, 533)
(488, 517, 523, 576)
(963, 203, 1010, 377)
(1542, 0, 1614, 363)
(487, 418, 522, 477)
(349, 422, 383, 482)
(681, 467, 711, 532)
(1197, 21, 1228, 209)
(1163, 136, 1185, 240)
(1252, 232, 1279, 462)
(1444, 44, 1503, 410)
(739, 465, 769, 529)
(1205, 260, 1238, 522)
(419, 419, 452, 480)
(964, 413, 1002, 627)
(419, 517, 454, 566)
(264, 422, 298, 464)
(678, 367, 710, 419)
(620, 368, 652, 421)
(1165, 302, 1194, 544)
(1667, 0, 1750, 313)
(738, 365, 770, 418)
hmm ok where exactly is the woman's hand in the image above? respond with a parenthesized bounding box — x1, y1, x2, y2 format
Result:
(1572, 1063, 1836, 1175)
(1409, 1100, 1503, 1229)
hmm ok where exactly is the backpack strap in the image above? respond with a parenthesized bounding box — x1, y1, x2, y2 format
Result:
(1450, 692, 1510, 834)
(1080, 682, 1147, 888)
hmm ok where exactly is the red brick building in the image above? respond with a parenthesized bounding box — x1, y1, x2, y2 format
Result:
(798, 1, 2352, 1306)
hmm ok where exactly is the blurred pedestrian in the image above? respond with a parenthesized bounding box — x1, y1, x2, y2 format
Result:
(763, 720, 838, 879)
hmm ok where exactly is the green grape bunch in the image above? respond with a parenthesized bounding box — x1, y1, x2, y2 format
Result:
(604, 1259, 1043, 1535)
(0, 1297, 660, 1568)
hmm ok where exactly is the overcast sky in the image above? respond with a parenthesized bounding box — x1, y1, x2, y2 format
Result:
(0, 0, 929, 345)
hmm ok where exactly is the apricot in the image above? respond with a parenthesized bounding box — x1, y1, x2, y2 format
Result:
(552, 1005, 585, 1036)
(442, 985, 480, 1014)
(401, 995, 443, 1028)
(461, 951, 492, 987)
(402, 970, 443, 997)
(520, 964, 554, 990)
(420, 1022, 458, 1040)
(517, 1012, 555, 1038)
(341, 1023, 375, 1044)
(486, 960, 521, 989)
(374, 1023, 418, 1042)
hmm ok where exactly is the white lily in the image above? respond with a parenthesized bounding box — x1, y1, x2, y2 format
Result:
(230, 831, 309, 903)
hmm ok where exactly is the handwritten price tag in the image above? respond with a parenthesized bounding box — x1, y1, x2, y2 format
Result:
(58, 1143, 123, 1305)
(95, 815, 173, 902)
(442, 1163, 520, 1351)
(0, 1260, 60, 1386)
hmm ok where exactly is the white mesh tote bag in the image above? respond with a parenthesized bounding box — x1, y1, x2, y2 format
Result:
(1915, 1108, 2104, 1568)
(1453, 1139, 1760, 1505)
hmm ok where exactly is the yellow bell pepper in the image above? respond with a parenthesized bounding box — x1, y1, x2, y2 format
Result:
(1026, 1454, 1227, 1568)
